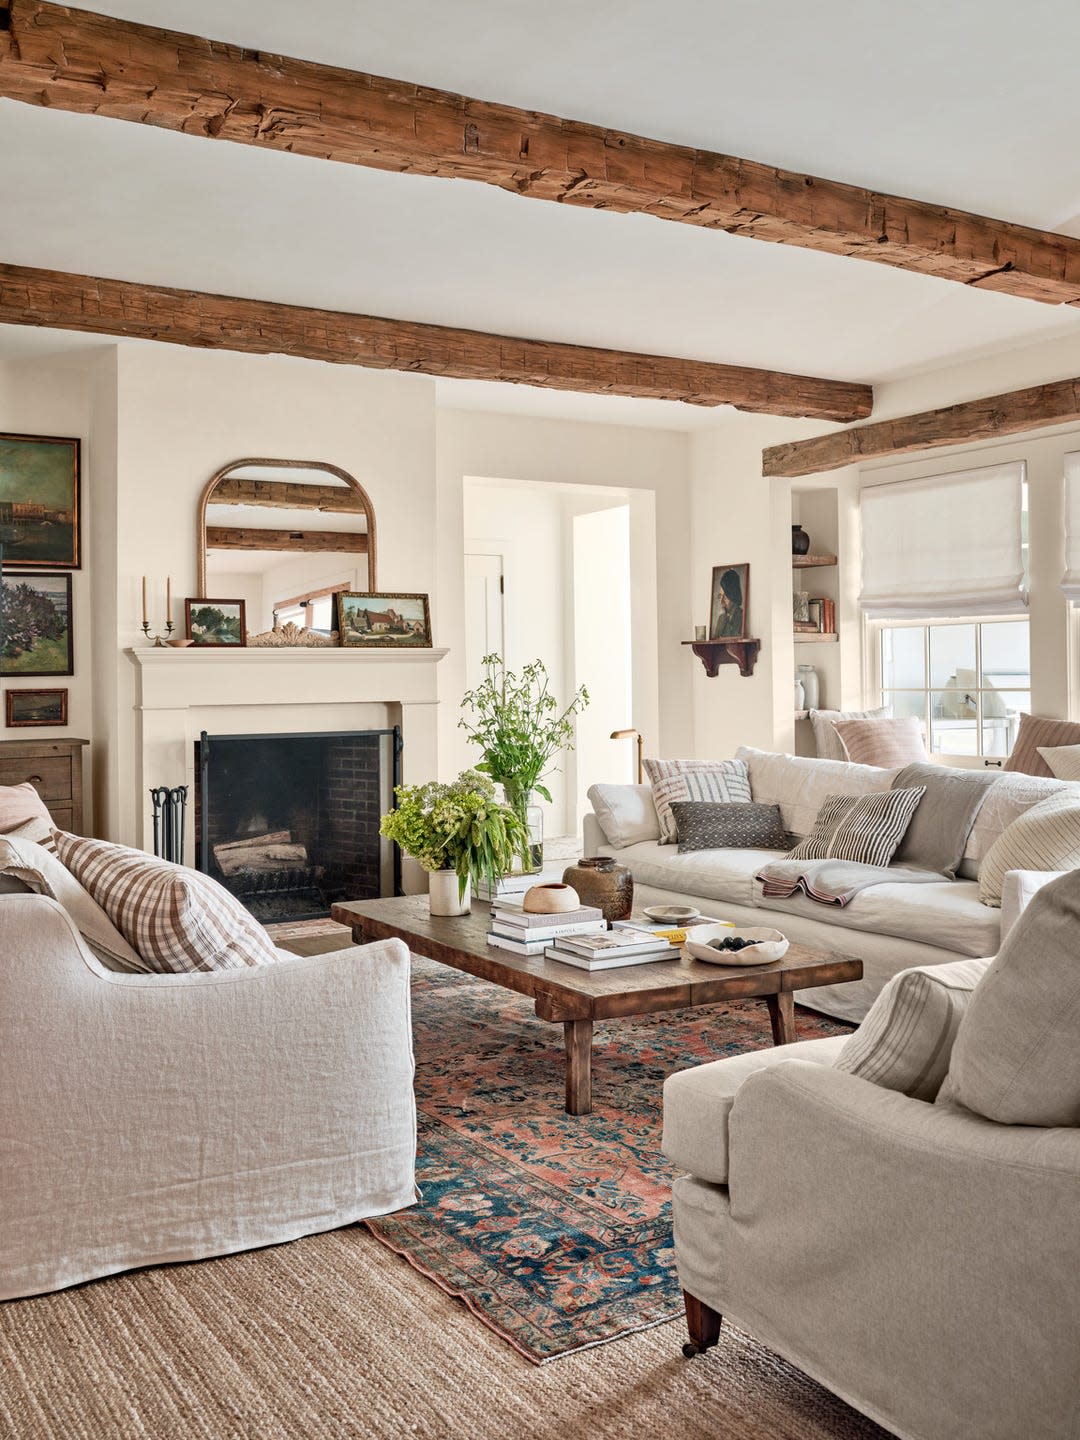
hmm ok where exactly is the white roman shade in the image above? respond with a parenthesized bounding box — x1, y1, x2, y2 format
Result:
(859, 461, 1027, 618)
(1062, 453, 1080, 602)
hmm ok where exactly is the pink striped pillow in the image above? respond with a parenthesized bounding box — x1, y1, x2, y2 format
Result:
(831, 716, 927, 768)
(52, 832, 279, 973)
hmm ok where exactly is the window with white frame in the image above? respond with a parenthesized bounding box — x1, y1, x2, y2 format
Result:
(273, 585, 346, 633)
(878, 618, 1030, 757)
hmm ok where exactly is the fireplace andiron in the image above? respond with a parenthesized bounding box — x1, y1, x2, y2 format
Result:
(151, 785, 187, 864)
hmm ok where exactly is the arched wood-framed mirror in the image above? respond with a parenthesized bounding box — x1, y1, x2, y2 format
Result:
(196, 459, 378, 643)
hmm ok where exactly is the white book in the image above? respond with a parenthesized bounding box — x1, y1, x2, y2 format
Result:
(556, 926, 676, 958)
(490, 917, 606, 942)
(486, 932, 550, 957)
(544, 945, 674, 972)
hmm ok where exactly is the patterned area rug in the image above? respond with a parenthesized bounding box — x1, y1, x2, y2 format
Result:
(368, 955, 853, 1363)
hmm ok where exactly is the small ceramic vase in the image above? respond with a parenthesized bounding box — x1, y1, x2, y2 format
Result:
(791, 524, 811, 555)
(797, 664, 820, 711)
(429, 870, 470, 917)
(562, 857, 633, 924)
(523, 882, 581, 914)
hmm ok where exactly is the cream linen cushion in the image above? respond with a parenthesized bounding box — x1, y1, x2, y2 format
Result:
(977, 791, 1080, 907)
(835, 957, 990, 1101)
(643, 758, 751, 844)
(53, 831, 280, 973)
(831, 716, 928, 768)
(0, 782, 54, 835)
(809, 706, 891, 761)
(958, 771, 1076, 880)
(1037, 744, 1080, 781)
(736, 746, 898, 839)
(0, 835, 146, 971)
(586, 783, 661, 849)
(948, 870, 1080, 1125)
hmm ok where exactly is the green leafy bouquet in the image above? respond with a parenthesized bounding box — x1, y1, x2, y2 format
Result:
(379, 769, 528, 901)
(459, 655, 590, 867)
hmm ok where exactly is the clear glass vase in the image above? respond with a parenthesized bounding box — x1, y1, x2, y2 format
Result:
(503, 778, 542, 874)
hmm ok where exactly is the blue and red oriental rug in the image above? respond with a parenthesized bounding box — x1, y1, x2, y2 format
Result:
(365, 955, 852, 1363)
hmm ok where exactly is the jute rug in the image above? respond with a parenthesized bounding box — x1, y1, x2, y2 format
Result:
(364, 955, 851, 1362)
(0, 1227, 893, 1440)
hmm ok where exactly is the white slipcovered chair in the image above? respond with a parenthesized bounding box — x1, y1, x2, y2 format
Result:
(1, 893, 417, 1300)
(663, 871, 1080, 1440)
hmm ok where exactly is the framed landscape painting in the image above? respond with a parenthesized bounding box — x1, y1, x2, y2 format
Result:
(0, 433, 81, 570)
(5, 687, 68, 727)
(185, 598, 247, 647)
(0, 572, 74, 676)
(337, 592, 432, 648)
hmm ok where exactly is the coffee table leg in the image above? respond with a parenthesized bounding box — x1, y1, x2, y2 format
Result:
(563, 1019, 593, 1115)
(765, 991, 797, 1045)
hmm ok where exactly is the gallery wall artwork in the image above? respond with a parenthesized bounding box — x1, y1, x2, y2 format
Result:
(709, 564, 750, 640)
(0, 434, 81, 570)
(0, 572, 74, 676)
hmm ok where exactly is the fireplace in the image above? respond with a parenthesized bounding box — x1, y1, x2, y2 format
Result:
(196, 728, 400, 922)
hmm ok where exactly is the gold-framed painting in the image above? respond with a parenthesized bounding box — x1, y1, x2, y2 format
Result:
(336, 592, 432, 648)
(709, 563, 749, 640)
(0, 572, 74, 676)
(5, 687, 68, 728)
(0, 433, 81, 570)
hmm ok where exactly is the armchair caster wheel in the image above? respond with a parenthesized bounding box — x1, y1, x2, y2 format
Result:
(682, 1341, 703, 1358)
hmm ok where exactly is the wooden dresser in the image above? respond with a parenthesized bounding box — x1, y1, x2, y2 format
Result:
(0, 738, 89, 833)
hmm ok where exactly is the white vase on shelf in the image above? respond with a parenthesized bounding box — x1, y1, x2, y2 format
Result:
(795, 678, 805, 710)
(797, 664, 820, 711)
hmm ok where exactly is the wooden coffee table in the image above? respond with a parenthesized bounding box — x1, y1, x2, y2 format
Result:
(331, 896, 862, 1116)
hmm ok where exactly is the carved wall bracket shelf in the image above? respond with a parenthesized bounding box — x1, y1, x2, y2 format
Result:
(682, 639, 761, 678)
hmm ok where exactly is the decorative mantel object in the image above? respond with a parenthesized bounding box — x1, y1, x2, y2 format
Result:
(460, 654, 589, 875)
(682, 638, 761, 678)
(562, 856, 633, 924)
(791, 524, 811, 556)
(248, 621, 338, 648)
(337, 592, 432, 648)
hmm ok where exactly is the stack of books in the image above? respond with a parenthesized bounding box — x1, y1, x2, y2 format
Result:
(544, 926, 675, 972)
(486, 900, 606, 957)
(794, 596, 836, 636)
(475, 863, 566, 904)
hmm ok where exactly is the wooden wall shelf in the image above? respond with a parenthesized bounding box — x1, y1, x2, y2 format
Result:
(791, 554, 838, 568)
(683, 639, 761, 678)
(793, 631, 839, 643)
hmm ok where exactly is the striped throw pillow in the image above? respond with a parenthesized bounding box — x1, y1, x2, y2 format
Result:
(643, 758, 751, 844)
(831, 716, 928, 767)
(1004, 713, 1080, 777)
(977, 791, 1080, 907)
(786, 786, 926, 867)
(836, 957, 990, 1101)
(52, 831, 280, 973)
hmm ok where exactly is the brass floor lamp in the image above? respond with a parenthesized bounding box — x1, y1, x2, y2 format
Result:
(610, 728, 645, 783)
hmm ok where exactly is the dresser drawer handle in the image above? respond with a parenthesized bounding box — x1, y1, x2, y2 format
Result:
(27, 774, 44, 784)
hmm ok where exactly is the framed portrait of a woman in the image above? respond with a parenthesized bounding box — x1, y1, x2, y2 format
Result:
(709, 564, 749, 640)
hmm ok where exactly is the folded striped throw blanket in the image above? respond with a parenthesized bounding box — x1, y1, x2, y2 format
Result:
(755, 858, 943, 908)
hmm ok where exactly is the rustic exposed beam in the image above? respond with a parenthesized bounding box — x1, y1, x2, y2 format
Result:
(211, 477, 368, 513)
(206, 526, 369, 554)
(762, 378, 1080, 477)
(0, 262, 871, 420)
(1, 2, 1079, 306)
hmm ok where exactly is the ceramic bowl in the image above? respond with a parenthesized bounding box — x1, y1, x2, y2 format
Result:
(682, 924, 789, 966)
(166, 637, 194, 648)
(522, 882, 581, 914)
(643, 904, 700, 924)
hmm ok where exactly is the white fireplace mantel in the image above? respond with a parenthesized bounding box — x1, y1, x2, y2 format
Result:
(126, 646, 449, 858)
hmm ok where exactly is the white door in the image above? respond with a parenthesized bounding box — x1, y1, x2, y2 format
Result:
(464, 551, 505, 694)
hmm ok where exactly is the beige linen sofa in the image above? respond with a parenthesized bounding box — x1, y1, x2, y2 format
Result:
(662, 869, 1080, 1440)
(0, 892, 417, 1301)
(585, 747, 1079, 1021)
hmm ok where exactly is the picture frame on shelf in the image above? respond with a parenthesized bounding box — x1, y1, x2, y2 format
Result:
(185, 598, 247, 647)
(709, 564, 749, 640)
(806, 598, 825, 632)
(0, 572, 74, 676)
(0, 433, 81, 570)
(336, 592, 432, 648)
(5, 687, 68, 727)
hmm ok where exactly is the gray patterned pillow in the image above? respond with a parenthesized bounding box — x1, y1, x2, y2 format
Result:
(672, 801, 787, 853)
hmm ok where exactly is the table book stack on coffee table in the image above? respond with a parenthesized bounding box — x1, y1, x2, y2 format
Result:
(331, 896, 863, 1116)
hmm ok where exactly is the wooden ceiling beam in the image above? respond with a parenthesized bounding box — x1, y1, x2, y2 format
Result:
(2, 1, 1080, 305)
(206, 526, 369, 554)
(762, 378, 1080, 477)
(211, 477, 368, 513)
(0, 262, 872, 420)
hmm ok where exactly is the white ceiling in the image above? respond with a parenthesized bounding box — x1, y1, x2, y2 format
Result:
(4, 0, 1080, 428)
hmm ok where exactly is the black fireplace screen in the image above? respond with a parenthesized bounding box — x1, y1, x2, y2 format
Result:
(196, 728, 400, 923)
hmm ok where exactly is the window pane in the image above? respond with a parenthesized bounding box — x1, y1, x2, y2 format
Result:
(929, 624, 976, 690)
(883, 691, 928, 725)
(881, 627, 925, 690)
(981, 621, 1031, 691)
(310, 596, 334, 631)
(930, 690, 978, 756)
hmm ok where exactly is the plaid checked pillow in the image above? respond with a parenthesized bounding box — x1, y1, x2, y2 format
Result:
(52, 831, 280, 973)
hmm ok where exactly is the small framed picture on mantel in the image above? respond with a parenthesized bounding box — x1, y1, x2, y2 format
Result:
(185, 598, 248, 647)
(336, 592, 432, 648)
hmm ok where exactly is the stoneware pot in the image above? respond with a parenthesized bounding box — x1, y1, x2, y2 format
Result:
(429, 870, 470, 917)
(797, 663, 820, 711)
(522, 882, 580, 914)
(562, 856, 633, 924)
(791, 523, 811, 556)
